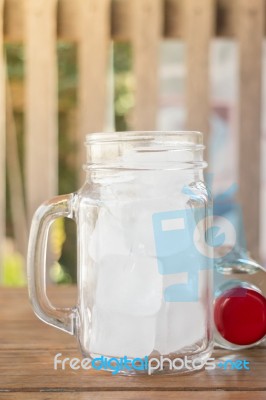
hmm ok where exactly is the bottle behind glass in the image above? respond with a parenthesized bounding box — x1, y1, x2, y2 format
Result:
(214, 247, 266, 350)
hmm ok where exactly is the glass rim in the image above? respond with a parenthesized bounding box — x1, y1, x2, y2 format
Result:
(83, 161, 208, 172)
(85, 131, 204, 147)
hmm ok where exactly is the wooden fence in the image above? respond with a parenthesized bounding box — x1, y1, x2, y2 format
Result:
(0, 0, 264, 270)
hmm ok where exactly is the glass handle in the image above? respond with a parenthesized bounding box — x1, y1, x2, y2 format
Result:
(27, 193, 77, 335)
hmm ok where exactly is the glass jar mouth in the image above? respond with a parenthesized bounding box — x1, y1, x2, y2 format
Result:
(85, 131, 205, 148)
(84, 131, 207, 171)
(83, 162, 207, 172)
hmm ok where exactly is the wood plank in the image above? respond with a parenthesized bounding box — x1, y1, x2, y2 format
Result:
(57, 0, 78, 41)
(0, 348, 265, 390)
(0, 288, 266, 392)
(25, 0, 58, 220)
(3, 0, 24, 41)
(1, 317, 265, 350)
(0, 393, 266, 399)
(2, 286, 264, 352)
(0, 0, 4, 282)
(184, 0, 215, 151)
(236, 0, 264, 260)
(0, 321, 76, 349)
(0, 286, 77, 321)
(4, 0, 240, 42)
(110, 0, 131, 40)
(164, 0, 183, 38)
(216, 0, 237, 37)
(77, 0, 110, 183)
(1, 286, 265, 346)
(131, 0, 162, 130)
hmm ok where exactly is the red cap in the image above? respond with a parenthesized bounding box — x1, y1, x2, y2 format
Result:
(214, 287, 266, 345)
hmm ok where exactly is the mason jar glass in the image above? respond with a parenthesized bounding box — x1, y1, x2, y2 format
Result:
(28, 131, 213, 375)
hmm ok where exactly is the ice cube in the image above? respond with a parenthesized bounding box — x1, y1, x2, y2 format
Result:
(154, 269, 208, 354)
(95, 254, 162, 316)
(114, 197, 188, 258)
(89, 197, 176, 261)
(88, 206, 130, 261)
(154, 301, 206, 354)
(89, 306, 156, 358)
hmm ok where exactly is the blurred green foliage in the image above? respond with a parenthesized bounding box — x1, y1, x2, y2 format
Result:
(5, 43, 24, 79)
(114, 42, 134, 131)
(57, 43, 78, 109)
(3, 246, 26, 286)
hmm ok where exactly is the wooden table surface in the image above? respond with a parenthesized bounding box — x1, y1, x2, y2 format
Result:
(0, 286, 266, 400)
